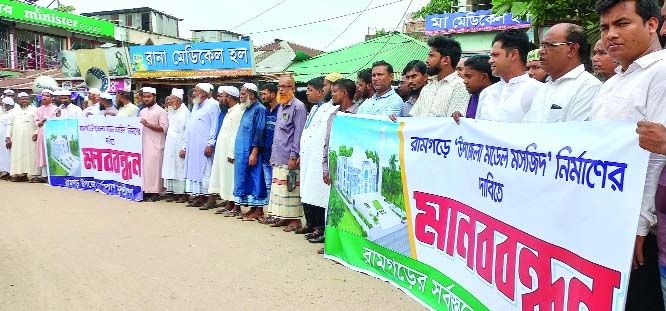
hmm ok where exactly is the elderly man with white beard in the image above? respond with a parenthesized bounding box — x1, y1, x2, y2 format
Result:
(208, 86, 245, 213)
(182, 83, 220, 206)
(5, 92, 39, 182)
(232, 83, 267, 220)
(162, 90, 190, 202)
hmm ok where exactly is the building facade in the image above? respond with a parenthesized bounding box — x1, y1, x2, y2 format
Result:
(0, 0, 115, 71)
(337, 152, 378, 199)
(82, 7, 181, 38)
(190, 30, 242, 42)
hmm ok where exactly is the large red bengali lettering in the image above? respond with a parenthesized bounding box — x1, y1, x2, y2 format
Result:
(412, 191, 622, 308)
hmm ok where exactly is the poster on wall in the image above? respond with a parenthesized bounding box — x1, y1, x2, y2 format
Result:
(60, 47, 132, 91)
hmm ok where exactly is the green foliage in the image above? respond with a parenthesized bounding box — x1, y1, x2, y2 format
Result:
(327, 188, 365, 237)
(47, 156, 68, 176)
(490, 0, 600, 43)
(365, 150, 379, 164)
(411, 0, 457, 18)
(338, 145, 353, 157)
(353, 206, 374, 229)
(55, 4, 75, 12)
(381, 154, 405, 212)
(374, 28, 400, 37)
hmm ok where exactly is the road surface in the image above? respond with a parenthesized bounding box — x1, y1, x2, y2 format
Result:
(0, 182, 423, 311)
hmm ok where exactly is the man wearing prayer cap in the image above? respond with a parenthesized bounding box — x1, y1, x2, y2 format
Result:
(54, 89, 82, 118)
(171, 88, 184, 100)
(139, 85, 169, 202)
(116, 90, 139, 117)
(34, 88, 58, 182)
(208, 85, 243, 212)
(84, 87, 103, 117)
(182, 83, 221, 207)
(100, 93, 118, 116)
(0, 97, 14, 179)
(5, 92, 39, 182)
(324, 72, 342, 103)
(3, 89, 15, 99)
(229, 83, 267, 219)
(162, 94, 190, 203)
(526, 49, 548, 83)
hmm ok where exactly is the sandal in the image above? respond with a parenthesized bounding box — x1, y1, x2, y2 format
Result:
(223, 210, 240, 217)
(269, 219, 289, 227)
(283, 224, 301, 232)
(305, 229, 324, 240)
(294, 226, 315, 235)
(215, 208, 231, 214)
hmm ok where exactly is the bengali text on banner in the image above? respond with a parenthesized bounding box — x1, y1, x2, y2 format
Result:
(323, 114, 649, 310)
(44, 116, 143, 201)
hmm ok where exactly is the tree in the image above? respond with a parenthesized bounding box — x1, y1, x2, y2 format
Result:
(389, 154, 398, 171)
(490, 0, 599, 44)
(411, 0, 457, 18)
(55, 4, 75, 12)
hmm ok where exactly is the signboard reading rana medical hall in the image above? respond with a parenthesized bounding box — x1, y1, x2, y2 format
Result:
(0, 0, 115, 37)
(129, 41, 255, 78)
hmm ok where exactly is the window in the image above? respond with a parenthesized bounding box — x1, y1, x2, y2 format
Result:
(14, 29, 38, 70)
(0, 22, 10, 68)
(42, 35, 64, 68)
(125, 14, 132, 27)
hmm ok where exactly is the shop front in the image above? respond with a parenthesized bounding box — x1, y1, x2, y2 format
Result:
(128, 40, 256, 104)
(0, 0, 115, 70)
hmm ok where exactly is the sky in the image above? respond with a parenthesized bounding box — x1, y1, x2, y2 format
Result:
(36, 0, 429, 52)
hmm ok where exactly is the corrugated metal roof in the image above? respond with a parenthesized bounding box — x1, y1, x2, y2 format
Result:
(286, 33, 430, 82)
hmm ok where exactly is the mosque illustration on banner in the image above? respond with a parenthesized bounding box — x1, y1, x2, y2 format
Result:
(46, 119, 81, 177)
(333, 125, 410, 257)
(48, 135, 81, 176)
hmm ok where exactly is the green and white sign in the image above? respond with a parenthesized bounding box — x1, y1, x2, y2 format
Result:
(0, 0, 114, 37)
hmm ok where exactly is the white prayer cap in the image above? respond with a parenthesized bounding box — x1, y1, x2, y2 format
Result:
(140, 87, 157, 94)
(17, 92, 29, 98)
(100, 93, 113, 100)
(88, 88, 101, 95)
(242, 83, 258, 93)
(53, 89, 71, 96)
(222, 86, 239, 98)
(41, 89, 53, 95)
(2, 97, 14, 106)
(3, 89, 14, 95)
(171, 88, 184, 99)
(195, 82, 214, 93)
(217, 85, 227, 94)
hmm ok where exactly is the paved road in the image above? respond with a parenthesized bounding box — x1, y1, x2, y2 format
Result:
(0, 182, 423, 311)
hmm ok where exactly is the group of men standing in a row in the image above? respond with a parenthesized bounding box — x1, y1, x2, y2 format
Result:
(150, 76, 360, 253)
(0, 86, 146, 183)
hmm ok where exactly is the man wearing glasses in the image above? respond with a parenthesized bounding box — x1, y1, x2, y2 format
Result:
(522, 23, 602, 122)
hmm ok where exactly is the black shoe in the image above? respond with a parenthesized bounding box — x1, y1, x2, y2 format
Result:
(308, 235, 325, 243)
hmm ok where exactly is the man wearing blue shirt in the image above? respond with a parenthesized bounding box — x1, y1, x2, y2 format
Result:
(357, 60, 403, 116)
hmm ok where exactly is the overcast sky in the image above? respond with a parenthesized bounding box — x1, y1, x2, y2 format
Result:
(37, 0, 428, 52)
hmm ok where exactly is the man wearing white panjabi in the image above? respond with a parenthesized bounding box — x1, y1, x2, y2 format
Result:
(0, 97, 15, 180)
(84, 88, 102, 116)
(208, 86, 245, 212)
(54, 89, 83, 118)
(5, 92, 39, 182)
(161, 89, 190, 202)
